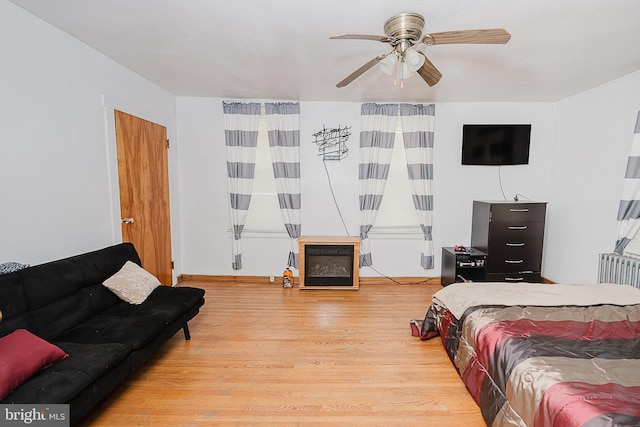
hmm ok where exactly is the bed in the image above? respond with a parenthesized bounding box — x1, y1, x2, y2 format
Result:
(414, 282, 640, 427)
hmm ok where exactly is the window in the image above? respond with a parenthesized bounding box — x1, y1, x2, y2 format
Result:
(243, 109, 286, 233)
(372, 118, 420, 231)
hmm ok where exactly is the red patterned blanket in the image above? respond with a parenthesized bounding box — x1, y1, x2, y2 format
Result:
(417, 283, 640, 427)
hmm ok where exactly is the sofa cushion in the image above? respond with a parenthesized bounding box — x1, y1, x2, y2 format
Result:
(3, 341, 130, 404)
(0, 329, 68, 400)
(102, 261, 160, 304)
(27, 284, 121, 342)
(55, 286, 205, 351)
(56, 311, 172, 351)
(20, 243, 141, 311)
(0, 271, 32, 338)
(106, 286, 206, 323)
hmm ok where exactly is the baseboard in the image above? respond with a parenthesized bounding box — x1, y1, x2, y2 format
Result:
(178, 274, 277, 284)
(178, 274, 551, 286)
(178, 274, 440, 286)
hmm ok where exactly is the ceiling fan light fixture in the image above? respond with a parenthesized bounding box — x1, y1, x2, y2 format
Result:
(404, 49, 425, 72)
(379, 53, 397, 76)
(401, 62, 415, 80)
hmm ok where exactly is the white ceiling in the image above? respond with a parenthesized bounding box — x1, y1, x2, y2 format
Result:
(9, 0, 640, 103)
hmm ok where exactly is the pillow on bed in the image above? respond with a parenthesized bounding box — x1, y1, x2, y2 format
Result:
(0, 329, 69, 400)
(102, 261, 161, 304)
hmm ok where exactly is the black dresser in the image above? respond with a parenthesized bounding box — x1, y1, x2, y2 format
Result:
(471, 200, 547, 282)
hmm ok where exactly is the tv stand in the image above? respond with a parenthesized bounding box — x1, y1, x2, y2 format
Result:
(441, 247, 487, 286)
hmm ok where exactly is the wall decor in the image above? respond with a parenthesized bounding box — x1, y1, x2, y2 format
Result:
(312, 125, 351, 161)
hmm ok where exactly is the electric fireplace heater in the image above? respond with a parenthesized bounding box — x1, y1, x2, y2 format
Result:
(298, 236, 360, 290)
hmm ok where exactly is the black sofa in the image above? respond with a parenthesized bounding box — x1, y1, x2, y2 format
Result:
(0, 243, 205, 425)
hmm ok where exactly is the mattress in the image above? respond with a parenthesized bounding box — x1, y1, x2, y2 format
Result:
(417, 282, 640, 427)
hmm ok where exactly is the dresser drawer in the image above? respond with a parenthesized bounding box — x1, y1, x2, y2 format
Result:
(488, 221, 545, 239)
(490, 203, 546, 222)
(487, 272, 542, 283)
(487, 238, 543, 257)
(487, 255, 541, 273)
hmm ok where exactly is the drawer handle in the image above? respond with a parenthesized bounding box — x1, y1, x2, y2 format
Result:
(505, 259, 524, 264)
(510, 208, 529, 212)
(506, 242, 525, 247)
(505, 277, 524, 281)
(508, 226, 528, 230)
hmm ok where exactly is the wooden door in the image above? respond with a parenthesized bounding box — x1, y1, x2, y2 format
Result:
(114, 110, 173, 286)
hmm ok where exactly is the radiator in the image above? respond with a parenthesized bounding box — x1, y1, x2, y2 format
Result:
(598, 253, 640, 289)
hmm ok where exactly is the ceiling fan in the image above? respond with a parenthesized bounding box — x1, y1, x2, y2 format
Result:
(330, 12, 511, 88)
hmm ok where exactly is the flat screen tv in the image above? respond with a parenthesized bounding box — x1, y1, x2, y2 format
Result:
(461, 124, 531, 165)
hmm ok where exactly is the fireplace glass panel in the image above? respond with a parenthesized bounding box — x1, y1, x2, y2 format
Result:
(304, 245, 354, 286)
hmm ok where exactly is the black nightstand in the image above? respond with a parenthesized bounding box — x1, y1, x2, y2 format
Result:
(441, 247, 487, 287)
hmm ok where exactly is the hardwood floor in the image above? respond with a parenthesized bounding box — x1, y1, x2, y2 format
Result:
(79, 281, 485, 426)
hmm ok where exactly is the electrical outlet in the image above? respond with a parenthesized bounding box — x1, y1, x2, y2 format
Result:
(269, 276, 275, 283)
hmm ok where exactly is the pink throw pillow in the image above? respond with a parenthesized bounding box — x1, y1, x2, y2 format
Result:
(0, 329, 68, 400)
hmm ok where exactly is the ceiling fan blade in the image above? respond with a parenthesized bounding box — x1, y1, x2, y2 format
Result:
(330, 34, 390, 42)
(422, 29, 511, 45)
(336, 54, 388, 88)
(416, 52, 442, 87)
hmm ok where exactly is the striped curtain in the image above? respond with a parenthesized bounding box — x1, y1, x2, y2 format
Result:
(358, 103, 398, 267)
(265, 102, 302, 268)
(400, 104, 436, 269)
(615, 111, 640, 254)
(223, 101, 261, 270)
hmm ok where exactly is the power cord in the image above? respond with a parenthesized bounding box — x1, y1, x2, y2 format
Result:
(499, 167, 532, 202)
(365, 264, 432, 285)
(366, 264, 402, 284)
(498, 166, 507, 200)
(322, 158, 350, 236)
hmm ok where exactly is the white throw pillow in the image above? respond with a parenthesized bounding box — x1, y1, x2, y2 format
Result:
(103, 261, 161, 304)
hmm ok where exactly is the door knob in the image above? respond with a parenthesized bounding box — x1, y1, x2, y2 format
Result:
(122, 217, 135, 224)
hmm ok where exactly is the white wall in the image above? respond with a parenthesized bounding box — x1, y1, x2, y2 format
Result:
(5, 0, 639, 283)
(176, 98, 557, 278)
(0, 1, 181, 276)
(545, 70, 640, 283)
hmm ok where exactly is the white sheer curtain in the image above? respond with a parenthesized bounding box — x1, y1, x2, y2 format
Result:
(358, 103, 398, 267)
(615, 111, 640, 254)
(223, 101, 261, 270)
(265, 102, 301, 268)
(399, 103, 436, 269)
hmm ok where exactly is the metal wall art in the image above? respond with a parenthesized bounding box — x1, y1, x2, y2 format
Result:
(312, 125, 351, 161)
